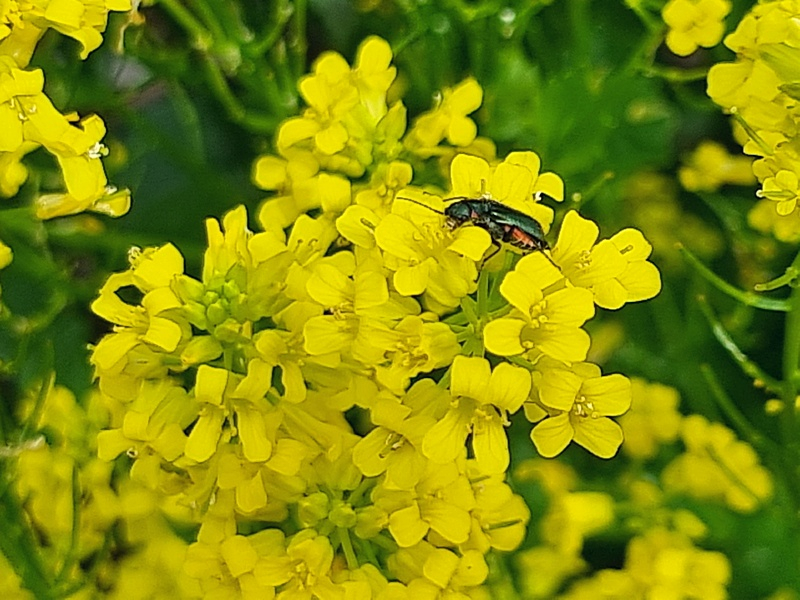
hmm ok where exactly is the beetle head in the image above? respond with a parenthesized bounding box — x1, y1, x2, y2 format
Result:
(443, 202, 472, 230)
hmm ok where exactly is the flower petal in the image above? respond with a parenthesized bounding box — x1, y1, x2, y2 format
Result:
(573, 416, 624, 459)
(483, 318, 526, 356)
(531, 413, 573, 458)
(451, 355, 491, 400)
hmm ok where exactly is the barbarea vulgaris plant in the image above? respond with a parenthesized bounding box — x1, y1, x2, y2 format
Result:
(86, 35, 662, 597)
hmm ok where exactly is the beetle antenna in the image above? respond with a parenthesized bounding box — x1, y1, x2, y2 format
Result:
(541, 249, 561, 271)
(395, 196, 446, 215)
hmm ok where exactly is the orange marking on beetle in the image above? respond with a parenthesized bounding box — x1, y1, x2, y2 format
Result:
(511, 228, 532, 244)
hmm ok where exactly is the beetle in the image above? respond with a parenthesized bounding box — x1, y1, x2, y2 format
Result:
(397, 194, 559, 268)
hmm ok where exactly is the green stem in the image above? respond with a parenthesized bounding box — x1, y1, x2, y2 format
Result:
(476, 268, 490, 319)
(0, 471, 56, 599)
(679, 244, 790, 312)
(200, 53, 279, 132)
(157, 0, 213, 49)
(248, 0, 293, 57)
(699, 364, 777, 456)
(507, 355, 537, 371)
(346, 479, 373, 507)
(568, 0, 592, 67)
(336, 527, 359, 570)
(19, 371, 53, 444)
(755, 267, 800, 292)
(779, 250, 800, 509)
(640, 65, 710, 82)
(460, 296, 479, 326)
(697, 296, 783, 395)
(488, 251, 515, 302)
(189, 0, 231, 42)
(571, 170, 615, 209)
(288, 0, 307, 81)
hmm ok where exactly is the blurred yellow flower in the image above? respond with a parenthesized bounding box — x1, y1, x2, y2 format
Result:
(662, 415, 773, 512)
(679, 140, 756, 192)
(618, 378, 682, 460)
(405, 77, 483, 153)
(662, 0, 731, 56)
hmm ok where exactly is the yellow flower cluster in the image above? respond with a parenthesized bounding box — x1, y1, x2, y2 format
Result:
(0, 0, 130, 219)
(514, 379, 751, 599)
(4, 379, 200, 598)
(662, 0, 731, 57)
(620, 381, 772, 512)
(707, 1, 800, 242)
(89, 36, 661, 597)
(662, 414, 773, 512)
(514, 453, 732, 600)
(559, 527, 731, 600)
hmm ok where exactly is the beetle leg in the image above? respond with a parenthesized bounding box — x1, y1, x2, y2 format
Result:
(483, 240, 502, 263)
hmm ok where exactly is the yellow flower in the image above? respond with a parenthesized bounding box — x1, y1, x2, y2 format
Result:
(365, 315, 460, 394)
(254, 306, 324, 405)
(704, 1, 800, 239)
(707, 58, 782, 113)
(253, 153, 323, 231)
(540, 490, 615, 557)
(388, 541, 489, 595)
(552, 210, 661, 309)
(0, 237, 11, 270)
(483, 252, 595, 362)
(373, 459, 475, 547)
(354, 160, 414, 217)
(374, 189, 490, 309)
(422, 356, 531, 474)
(21, 0, 130, 61)
(0, 57, 130, 218)
(528, 359, 632, 459)
(749, 197, 800, 243)
(662, 414, 773, 512)
(678, 140, 756, 192)
(353, 379, 448, 489)
(755, 154, 800, 216)
(0, 140, 34, 197)
(0, 0, 131, 65)
(273, 35, 400, 178)
(516, 545, 586, 600)
(662, 0, 731, 57)
(558, 569, 639, 600)
(625, 528, 731, 599)
(91, 243, 188, 376)
(464, 461, 530, 553)
(618, 379, 682, 460)
(108, 519, 201, 600)
(253, 529, 342, 598)
(303, 261, 420, 363)
(405, 77, 483, 152)
(186, 521, 279, 597)
(351, 35, 397, 120)
(96, 380, 194, 488)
